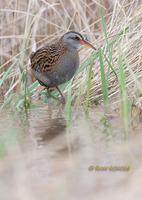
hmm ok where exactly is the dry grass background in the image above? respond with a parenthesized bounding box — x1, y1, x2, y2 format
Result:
(0, 0, 142, 107)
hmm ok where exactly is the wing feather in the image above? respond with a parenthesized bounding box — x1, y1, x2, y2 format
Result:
(30, 43, 66, 73)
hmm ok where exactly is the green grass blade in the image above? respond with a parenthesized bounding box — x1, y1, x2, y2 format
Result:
(98, 49, 109, 106)
(0, 62, 16, 87)
(118, 48, 129, 135)
(83, 62, 93, 113)
(64, 80, 74, 125)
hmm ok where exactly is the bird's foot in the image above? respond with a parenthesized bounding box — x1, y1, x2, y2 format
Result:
(55, 86, 66, 104)
(60, 96, 66, 104)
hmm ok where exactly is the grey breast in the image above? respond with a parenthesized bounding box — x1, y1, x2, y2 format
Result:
(45, 49, 80, 87)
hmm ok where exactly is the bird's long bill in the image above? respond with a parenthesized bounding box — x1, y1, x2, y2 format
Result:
(80, 39, 96, 50)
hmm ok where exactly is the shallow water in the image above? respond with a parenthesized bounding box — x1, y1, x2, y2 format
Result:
(0, 103, 142, 200)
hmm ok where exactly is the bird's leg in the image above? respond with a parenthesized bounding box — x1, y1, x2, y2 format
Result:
(46, 87, 59, 101)
(45, 86, 65, 104)
(55, 86, 65, 104)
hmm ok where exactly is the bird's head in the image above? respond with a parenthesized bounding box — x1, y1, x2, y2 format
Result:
(61, 31, 96, 50)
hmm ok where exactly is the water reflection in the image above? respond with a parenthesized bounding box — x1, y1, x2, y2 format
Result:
(0, 105, 142, 200)
(29, 104, 83, 157)
(31, 116, 66, 144)
(29, 104, 66, 142)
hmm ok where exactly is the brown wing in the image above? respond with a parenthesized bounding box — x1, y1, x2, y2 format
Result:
(30, 43, 66, 73)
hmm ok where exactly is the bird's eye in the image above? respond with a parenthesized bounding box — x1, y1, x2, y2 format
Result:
(74, 36, 80, 40)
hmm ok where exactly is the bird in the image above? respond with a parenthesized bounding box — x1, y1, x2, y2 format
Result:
(30, 31, 96, 103)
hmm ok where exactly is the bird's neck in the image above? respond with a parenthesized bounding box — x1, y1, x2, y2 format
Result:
(65, 42, 79, 52)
